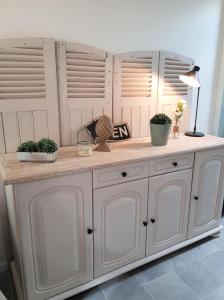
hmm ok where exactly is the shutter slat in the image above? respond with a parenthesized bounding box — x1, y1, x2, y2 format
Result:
(66, 58, 105, 67)
(66, 53, 105, 61)
(0, 54, 43, 62)
(67, 82, 104, 88)
(0, 74, 44, 80)
(0, 80, 45, 87)
(0, 86, 45, 93)
(67, 65, 105, 72)
(122, 78, 152, 83)
(67, 71, 105, 78)
(0, 48, 43, 56)
(122, 63, 152, 69)
(122, 68, 152, 74)
(123, 58, 152, 63)
(68, 93, 104, 98)
(67, 76, 105, 83)
(68, 87, 104, 93)
(0, 68, 44, 74)
(0, 92, 46, 99)
(122, 92, 151, 97)
(0, 61, 44, 68)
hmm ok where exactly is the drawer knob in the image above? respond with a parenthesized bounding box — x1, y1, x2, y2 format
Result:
(194, 196, 199, 200)
(121, 171, 127, 177)
(173, 162, 178, 167)
(143, 221, 148, 227)
(87, 228, 93, 234)
(150, 219, 155, 223)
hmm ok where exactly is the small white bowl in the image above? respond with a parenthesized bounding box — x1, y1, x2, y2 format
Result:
(17, 151, 58, 162)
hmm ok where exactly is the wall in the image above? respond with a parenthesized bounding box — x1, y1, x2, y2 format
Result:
(0, 0, 222, 266)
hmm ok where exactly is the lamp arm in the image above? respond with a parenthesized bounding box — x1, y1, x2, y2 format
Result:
(193, 86, 200, 134)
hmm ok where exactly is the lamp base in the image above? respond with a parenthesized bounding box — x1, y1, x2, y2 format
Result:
(185, 131, 205, 137)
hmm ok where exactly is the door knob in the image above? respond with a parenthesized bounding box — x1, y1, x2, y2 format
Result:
(150, 219, 155, 223)
(143, 221, 148, 227)
(121, 171, 127, 177)
(173, 162, 178, 167)
(87, 228, 93, 234)
(194, 196, 199, 200)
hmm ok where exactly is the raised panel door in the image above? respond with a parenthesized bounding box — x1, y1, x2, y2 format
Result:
(94, 179, 148, 277)
(146, 169, 192, 255)
(188, 148, 224, 238)
(14, 172, 93, 300)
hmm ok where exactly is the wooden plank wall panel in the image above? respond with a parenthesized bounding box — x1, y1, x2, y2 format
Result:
(0, 113, 5, 154)
(33, 110, 48, 141)
(70, 110, 81, 145)
(18, 111, 34, 142)
(2, 112, 20, 153)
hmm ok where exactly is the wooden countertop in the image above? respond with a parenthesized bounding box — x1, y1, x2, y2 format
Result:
(1, 134, 224, 185)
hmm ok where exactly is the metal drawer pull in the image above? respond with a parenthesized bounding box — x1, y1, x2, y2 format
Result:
(121, 171, 127, 177)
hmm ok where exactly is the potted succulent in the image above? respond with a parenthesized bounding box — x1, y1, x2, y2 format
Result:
(150, 113, 172, 146)
(17, 138, 58, 162)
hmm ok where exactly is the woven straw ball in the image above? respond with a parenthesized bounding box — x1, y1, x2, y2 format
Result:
(96, 115, 113, 139)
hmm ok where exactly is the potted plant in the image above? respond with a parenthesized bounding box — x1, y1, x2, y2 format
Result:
(17, 138, 58, 162)
(150, 113, 172, 146)
(173, 99, 186, 138)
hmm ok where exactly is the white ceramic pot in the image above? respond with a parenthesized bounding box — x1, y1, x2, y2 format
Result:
(17, 151, 58, 162)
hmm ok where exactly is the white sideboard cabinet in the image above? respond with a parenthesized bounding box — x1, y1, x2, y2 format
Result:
(1, 135, 224, 300)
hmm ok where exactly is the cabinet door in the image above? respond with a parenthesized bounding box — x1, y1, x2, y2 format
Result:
(94, 178, 148, 277)
(146, 169, 192, 256)
(14, 172, 93, 300)
(188, 148, 224, 238)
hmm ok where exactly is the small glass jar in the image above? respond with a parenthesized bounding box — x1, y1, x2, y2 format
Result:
(78, 141, 92, 157)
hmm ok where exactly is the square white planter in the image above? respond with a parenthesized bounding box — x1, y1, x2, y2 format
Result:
(17, 151, 58, 162)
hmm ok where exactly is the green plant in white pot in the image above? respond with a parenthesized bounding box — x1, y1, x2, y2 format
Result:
(150, 113, 172, 146)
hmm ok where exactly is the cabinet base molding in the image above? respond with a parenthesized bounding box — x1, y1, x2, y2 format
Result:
(11, 225, 223, 300)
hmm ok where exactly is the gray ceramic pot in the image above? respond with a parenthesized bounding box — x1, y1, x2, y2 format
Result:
(150, 123, 171, 146)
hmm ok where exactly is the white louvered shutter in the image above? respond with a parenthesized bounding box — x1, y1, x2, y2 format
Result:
(157, 51, 194, 132)
(113, 51, 159, 138)
(0, 38, 60, 153)
(57, 42, 112, 146)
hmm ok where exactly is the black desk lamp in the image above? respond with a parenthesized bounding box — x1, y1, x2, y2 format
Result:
(179, 66, 204, 137)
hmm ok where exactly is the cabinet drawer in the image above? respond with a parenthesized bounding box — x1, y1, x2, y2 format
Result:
(93, 161, 148, 188)
(149, 153, 194, 176)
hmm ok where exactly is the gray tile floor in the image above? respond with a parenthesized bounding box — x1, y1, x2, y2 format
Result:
(1, 219, 224, 300)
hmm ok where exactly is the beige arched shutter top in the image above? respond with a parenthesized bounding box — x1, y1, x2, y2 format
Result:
(157, 51, 194, 132)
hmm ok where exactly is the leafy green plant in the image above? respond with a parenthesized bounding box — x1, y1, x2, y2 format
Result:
(17, 141, 38, 152)
(37, 138, 58, 153)
(150, 113, 172, 125)
(17, 138, 58, 153)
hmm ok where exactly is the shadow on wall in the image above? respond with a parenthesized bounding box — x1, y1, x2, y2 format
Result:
(218, 92, 224, 137)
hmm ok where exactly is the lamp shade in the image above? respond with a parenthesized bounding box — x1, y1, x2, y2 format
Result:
(179, 66, 200, 88)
